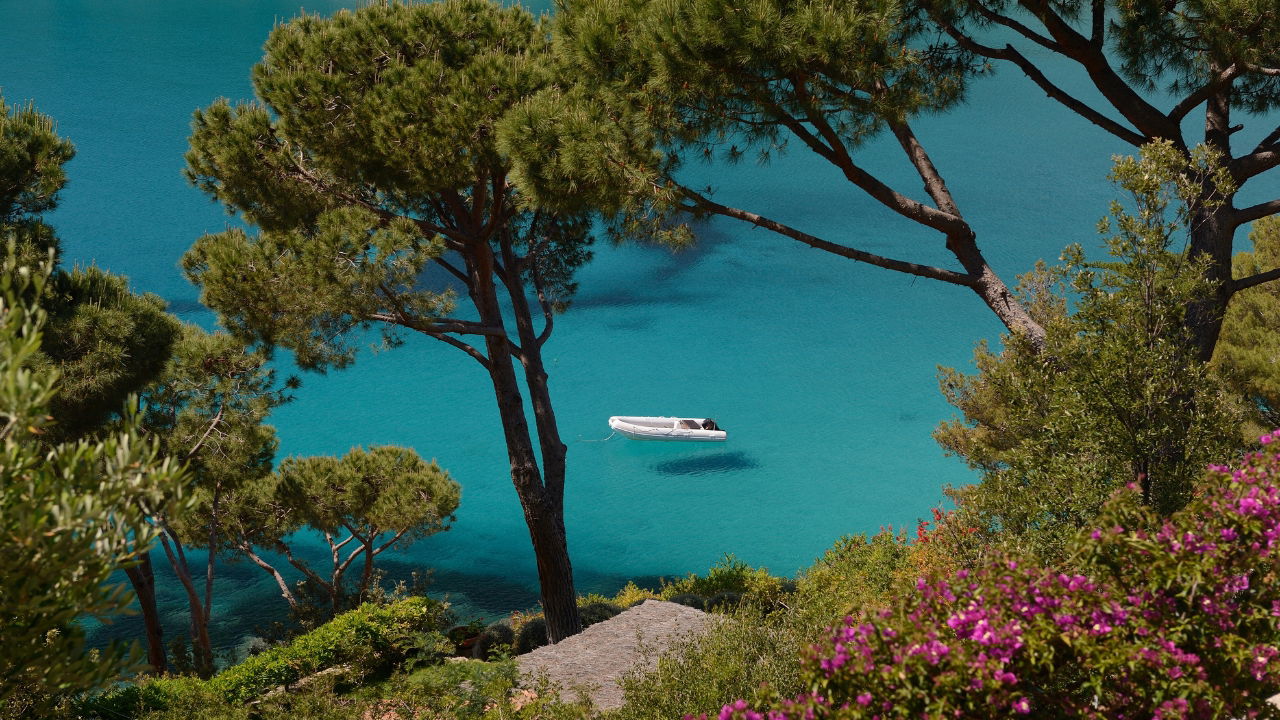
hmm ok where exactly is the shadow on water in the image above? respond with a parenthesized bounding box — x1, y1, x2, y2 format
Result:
(88, 560, 681, 656)
(651, 450, 759, 476)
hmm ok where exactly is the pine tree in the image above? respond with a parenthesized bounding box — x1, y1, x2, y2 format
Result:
(183, 0, 590, 641)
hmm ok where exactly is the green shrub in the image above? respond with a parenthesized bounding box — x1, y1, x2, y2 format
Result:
(514, 617, 548, 655)
(79, 597, 450, 718)
(470, 622, 515, 660)
(666, 593, 706, 610)
(704, 591, 741, 612)
(661, 555, 784, 601)
(610, 581, 662, 607)
(579, 601, 623, 627)
(612, 609, 803, 720)
(792, 531, 911, 626)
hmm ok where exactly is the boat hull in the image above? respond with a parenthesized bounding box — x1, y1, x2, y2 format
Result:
(608, 416, 727, 442)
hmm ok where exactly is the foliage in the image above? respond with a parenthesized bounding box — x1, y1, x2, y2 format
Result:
(182, 0, 592, 642)
(790, 532, 912, 625)
(936, 142, 1249, 564)
(0, 96, 73, 267)
(612, 609, 804, 720)
(1, 96, 180, 442)
(80, 597, 452, 718)
(609, 581, 663, 608)
(0, 252, 186, 716)
(724, 433, 1280, 719)
(514, 617, 549, 655)
(501, 0, 974, 244)
(578, 601, 624, 626)
(470, 622, 515, 661)
(613, 541, 909, 720)
(221, 445, 460, 617)
(1215, 216, 1280, 433)
(661, 554, 784, 601)
(36, 268, 181, 440)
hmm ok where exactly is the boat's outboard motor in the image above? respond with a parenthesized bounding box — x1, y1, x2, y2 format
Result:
(702, 419, 718, 431)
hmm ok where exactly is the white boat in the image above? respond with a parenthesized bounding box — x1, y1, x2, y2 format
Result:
(608, 416, 727, 442)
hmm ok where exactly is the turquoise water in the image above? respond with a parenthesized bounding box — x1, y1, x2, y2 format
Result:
(6, 1, 1265, 650)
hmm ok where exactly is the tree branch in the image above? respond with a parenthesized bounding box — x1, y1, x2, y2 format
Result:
(1168, 64, 1242, 123)
(1018, 0, 1178, 142)
(1230, 148, 1280, 182)
(968, 0, 1062, 52)
(885, 115, 962, 216)
(182, 406, 224, 462)
(749, 76, 970, 237)
(371, 528, 410, 557)
(284, 150, 468, 249)
(688, 190, 976, 286)
(932, 18, 1149, 147)
(279, 543, 331, 593)
(236, 541, 299, 609)
(1231, 266, 1280, 294)
(1234, 198, 1280, 228)
(1244, 63, 1280, 77)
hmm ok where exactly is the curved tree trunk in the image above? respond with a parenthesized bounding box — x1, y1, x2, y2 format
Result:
(124, 552, 166, 673)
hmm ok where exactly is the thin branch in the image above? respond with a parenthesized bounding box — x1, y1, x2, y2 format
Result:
(279, 543, 331, 592)
(531, 260, 555, 348)
(425, 330, 492, 369)
(368, 309, 506, 337)
(182, 406, 224, 462)
(757, 85, 969, 236)
(688, 190, 976, 287)
(433, 256, 470, 286)
(371, 529, 410, 556)
(284, 151, 468, 249)
(1230, 148, 1280, 182)
(1253, 125, 1280, 154)
(331, 533, 356, 553)
(933, 18, 1149, 146)
(236, 541, 299, 609)
(1019, 0, 1176, 141)
(1244, 63, 1280, 77)
(1090, 0, 1105, 46)
(1168, 64, 1242, 123)
(968, 0, 1062, 52)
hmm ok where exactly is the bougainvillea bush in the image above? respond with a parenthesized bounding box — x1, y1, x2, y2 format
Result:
(721, 437, 1280, 719)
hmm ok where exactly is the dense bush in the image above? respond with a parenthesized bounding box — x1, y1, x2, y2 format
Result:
(514, 617, 549, 655)
(661, 554, 783, 600)
(579, 601, 624, 627)
(470, 622, 515, 660)
(722, 438, 1280, 719)
(612, 610, 803, 720)
(80, 597, 451, 718)
(613, 533, 914, 720)
(666, 593, 707, 610)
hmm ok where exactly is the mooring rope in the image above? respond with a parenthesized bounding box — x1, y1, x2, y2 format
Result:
(580, 430, 617, 442)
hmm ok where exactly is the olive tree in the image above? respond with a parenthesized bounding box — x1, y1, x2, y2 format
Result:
(0, 254, 185, 716)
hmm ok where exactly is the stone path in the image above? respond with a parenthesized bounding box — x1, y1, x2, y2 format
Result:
(516, 600, 712, 711)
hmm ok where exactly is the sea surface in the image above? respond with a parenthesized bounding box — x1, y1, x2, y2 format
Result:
(3, 0, 1272, 652)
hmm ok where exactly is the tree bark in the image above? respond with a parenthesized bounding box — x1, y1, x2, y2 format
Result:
(466, 237, 583, 643)
(123, 551, 166, 673)
(237, 541, 300, 610)
(156, 530, 214, 677)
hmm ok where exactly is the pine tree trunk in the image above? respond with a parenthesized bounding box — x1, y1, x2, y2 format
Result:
(1186, 77, 1238, 363)
(124, 552, 166, 673)
(468, 240, 583, 642)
